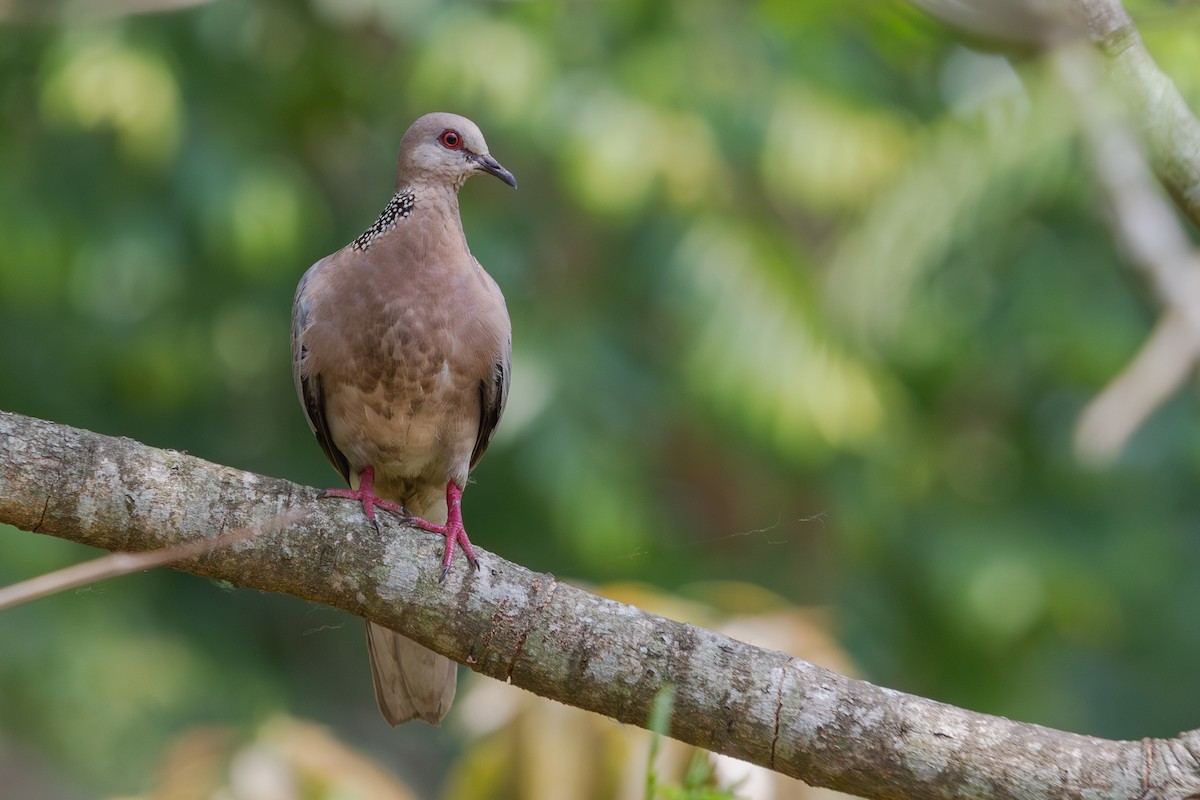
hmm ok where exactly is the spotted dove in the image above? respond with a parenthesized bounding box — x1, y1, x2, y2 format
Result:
(291, 112, 515, 725)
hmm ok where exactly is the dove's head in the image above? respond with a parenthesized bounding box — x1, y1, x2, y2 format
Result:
(395, 112, 517, 191)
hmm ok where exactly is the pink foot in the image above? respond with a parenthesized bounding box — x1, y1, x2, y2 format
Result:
(404, 482, 479, 582)
(319, 466, 410, 532)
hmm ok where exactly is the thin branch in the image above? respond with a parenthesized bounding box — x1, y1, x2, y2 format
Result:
(1070, 0, 1200, 229)
(0, 512, 291, 611)
(910, 0, 1200, 462)
(0, 0, 217, 23)
(1043, 1, 1200, 461)
(910, 0, 1200, 230)
(1046, 43, 1200, 462)
(4, 409, 1200, 799)
(1075, 312, 1195, 463)
(904, 0, 1086, 47)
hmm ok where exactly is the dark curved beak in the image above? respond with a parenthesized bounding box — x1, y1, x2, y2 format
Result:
(471, 153, 518, 188)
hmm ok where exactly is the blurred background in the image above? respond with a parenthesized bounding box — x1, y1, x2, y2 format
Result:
(3, 0, 1200, 797)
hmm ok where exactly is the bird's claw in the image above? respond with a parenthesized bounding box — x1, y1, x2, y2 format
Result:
(438, 554, 480, 584)
(317, 467, 409, 531)
(405, 516, 478, 583)
(328, 476, 480, 583)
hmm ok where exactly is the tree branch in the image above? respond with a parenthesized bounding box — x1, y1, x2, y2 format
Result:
(905, 0, 1200, 463)
(909, 0, 1200, 229)
(3, 409, 1200, 798)
(1070, 0, 1200, 227)
(1044, 39, 1200, 463)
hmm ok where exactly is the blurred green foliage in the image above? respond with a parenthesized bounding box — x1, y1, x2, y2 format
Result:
(4, 0, 1200, 796)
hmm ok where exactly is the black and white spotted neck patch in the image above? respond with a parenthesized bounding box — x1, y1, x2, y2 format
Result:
(351, 190, 416, 251)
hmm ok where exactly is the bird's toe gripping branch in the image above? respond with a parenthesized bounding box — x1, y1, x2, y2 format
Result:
(318, 466, 411, 533)
(402, 481, 480, 582)
(320, 472, 479, 581)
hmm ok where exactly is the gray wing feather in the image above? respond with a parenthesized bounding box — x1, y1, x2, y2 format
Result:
(291, 260, 351, 485)
(470, 334, 511, 471)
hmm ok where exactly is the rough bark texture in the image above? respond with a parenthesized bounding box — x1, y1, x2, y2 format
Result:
(4, 409, 1200, 798)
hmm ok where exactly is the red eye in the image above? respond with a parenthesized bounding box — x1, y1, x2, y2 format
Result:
(439, 129, 464, 150)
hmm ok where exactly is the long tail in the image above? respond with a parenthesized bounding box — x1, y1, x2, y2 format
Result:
(364, 486, 457, 726)
(365, 621, 457, 725)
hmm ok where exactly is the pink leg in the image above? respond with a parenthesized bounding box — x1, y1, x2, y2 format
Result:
(404, 481, 479, 582)
(319, 466, 410, 532)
